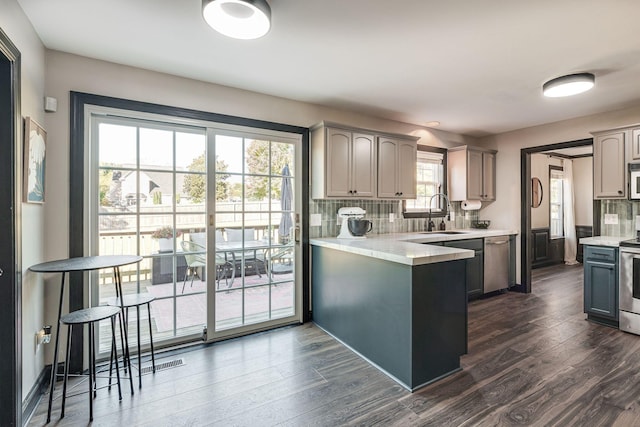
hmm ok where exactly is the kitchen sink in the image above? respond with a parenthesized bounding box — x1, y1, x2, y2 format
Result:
(421, 231, 467, 235)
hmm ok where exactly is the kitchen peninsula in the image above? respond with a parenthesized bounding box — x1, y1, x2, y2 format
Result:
(310, 230, 516, 391)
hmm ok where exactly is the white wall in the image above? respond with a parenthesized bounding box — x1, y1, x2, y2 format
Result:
(479, 105, 640, 281)
(530, 154, 562, 228)
(0, 0, 47, 400)
(573, 156, 593, 226)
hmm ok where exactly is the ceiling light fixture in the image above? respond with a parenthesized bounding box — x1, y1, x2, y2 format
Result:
(202, 0, 271, 40)
(425, 121, 440, 128)
(543, 73, 595, 98)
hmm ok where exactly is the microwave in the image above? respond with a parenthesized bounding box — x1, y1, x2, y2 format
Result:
(630, 163, 640, 200)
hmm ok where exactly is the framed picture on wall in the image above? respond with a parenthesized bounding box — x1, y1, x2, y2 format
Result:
(23, 117, 47, 203)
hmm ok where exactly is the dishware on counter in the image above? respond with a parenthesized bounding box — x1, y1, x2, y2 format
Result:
(471, 220, 491, 229)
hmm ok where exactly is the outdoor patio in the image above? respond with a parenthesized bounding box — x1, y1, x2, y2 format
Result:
(96, 266, 295, 356)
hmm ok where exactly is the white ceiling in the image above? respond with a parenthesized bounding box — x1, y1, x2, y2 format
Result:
(17, 0, 640, 137)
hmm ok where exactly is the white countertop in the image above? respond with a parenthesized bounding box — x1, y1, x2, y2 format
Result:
(580, 236, 632, 248)
(310, 229, 517, 266)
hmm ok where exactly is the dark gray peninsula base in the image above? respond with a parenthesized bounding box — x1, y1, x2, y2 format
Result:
(311, 245, 468, 391)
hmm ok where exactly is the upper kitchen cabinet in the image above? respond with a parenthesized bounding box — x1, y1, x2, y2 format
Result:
(630, 127, 640, 161)
(311, 123, 376, 198)
(448, 145, 497, 202)
(592, 128, 627, 199)
(377, 136, 417, 199)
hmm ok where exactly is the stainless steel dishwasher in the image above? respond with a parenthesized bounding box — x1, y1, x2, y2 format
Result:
(484, 236, 510, 293)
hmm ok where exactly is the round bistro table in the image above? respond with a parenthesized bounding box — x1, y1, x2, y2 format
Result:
(29, 255, 142, 423)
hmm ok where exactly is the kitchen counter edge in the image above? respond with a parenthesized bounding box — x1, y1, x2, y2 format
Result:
(310, 229, 517, 266)
(580, 236, 631, 248)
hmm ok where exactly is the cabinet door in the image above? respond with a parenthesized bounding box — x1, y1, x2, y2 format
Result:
(351, 133, 376, 197)
(377, 137, 398, 198)
(466, 150, 484, 200)
(482, 152, 496, 201)
(593, 131, 626, 199)
(326, 128, 352, 197)
(444, 239, 483, 297)
(631, 128, 640, 161)
(397, 140, 417, 198)
(584, 260, 618, 319)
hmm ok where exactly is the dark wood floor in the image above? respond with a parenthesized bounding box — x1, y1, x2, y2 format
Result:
(28, 263, 640, 426)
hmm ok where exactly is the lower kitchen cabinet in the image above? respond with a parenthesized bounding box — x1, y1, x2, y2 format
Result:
(445, 239, 483, 298)
(583, 245, 619, 327)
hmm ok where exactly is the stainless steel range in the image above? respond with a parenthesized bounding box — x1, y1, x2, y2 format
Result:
(619, 238, 640, 335)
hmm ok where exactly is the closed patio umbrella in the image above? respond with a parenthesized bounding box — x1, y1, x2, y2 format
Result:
(279, 164, 293, 244)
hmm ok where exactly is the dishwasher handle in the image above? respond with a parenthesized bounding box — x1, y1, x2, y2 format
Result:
(486, 239, 509, 245)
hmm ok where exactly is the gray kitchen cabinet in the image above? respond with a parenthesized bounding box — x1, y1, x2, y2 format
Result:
(630, 127, 640, 160)
(311, 121, 419, 199)
(377, 136, 417, 199)
(444, 239, 483, 298)
(448, 145, 497, 202)
(592, 129, 626, 199)
(311, 124, 376, 198)
(583, 245, 619, 327)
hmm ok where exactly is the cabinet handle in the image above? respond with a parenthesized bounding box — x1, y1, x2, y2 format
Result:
(399, 192, 403, 196)
(592, 252, 610, 257)
(353, 190, 357, 194)
(487, 240, 509, 245)
(618, 190, 624, 194)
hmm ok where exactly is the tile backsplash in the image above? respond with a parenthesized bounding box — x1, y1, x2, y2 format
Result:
(599, 199, 640, 237)
(309, 199, 479, 238)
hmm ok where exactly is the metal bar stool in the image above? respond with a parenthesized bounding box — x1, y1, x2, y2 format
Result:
(58, 306, 123, 422)
(106, 292, 156, 388)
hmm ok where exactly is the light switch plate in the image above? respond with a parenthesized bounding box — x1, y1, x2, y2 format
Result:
(389, 213, 395, 223)
(310, 213, 322, 227)
(604, 213, 619, 225)
(635, 215, 640, 230)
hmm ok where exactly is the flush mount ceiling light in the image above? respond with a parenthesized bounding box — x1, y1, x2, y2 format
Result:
(202, 0, 271, 40)
(543, 73, 595, 98)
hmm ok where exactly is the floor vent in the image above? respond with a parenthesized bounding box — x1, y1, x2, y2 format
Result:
(140, 358, 185, 375)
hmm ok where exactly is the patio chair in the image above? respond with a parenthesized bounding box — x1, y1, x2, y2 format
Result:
(180, 240, 235, 292)
(226, 228, 265, 277)
(265, 243, 294, 279)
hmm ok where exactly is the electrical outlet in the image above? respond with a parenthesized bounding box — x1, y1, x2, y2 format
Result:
(389, 212, 395, 223)
(310, 214, 322, 227)
(604, 214, 619, 225)
(35, 326, 52, 346)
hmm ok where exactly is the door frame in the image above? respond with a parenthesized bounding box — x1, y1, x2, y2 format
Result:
(70, 92, 310, 358)
(0, 27, 22, 426)
(520, 138, 594, 292)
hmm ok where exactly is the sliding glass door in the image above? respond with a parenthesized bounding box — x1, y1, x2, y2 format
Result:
(209, 131, 298, 335)
(89, 110, 301, 353)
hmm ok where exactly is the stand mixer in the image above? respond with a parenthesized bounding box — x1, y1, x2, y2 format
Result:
(337, 207, 367, 239)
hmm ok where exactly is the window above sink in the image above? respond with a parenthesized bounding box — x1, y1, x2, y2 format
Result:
(403, 146, 448, 219)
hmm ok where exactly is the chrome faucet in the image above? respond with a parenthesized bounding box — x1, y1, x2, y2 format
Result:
(427, 193, 451, 231)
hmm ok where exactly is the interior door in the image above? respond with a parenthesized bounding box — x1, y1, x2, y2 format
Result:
(0, 30, 21, 426)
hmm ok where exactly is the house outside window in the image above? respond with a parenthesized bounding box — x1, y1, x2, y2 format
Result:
(404, 147, 446, 216)
(550, 166, 564, 237)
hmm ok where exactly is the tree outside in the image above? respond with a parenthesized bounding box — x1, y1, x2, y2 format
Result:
(245, 140, 293, 201)
(183, 154, 229, 202)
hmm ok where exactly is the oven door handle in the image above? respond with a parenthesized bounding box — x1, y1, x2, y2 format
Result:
(633, 257, 640, 300)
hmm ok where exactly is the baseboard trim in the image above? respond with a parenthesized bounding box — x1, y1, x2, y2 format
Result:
(22, 365, 51, 424)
